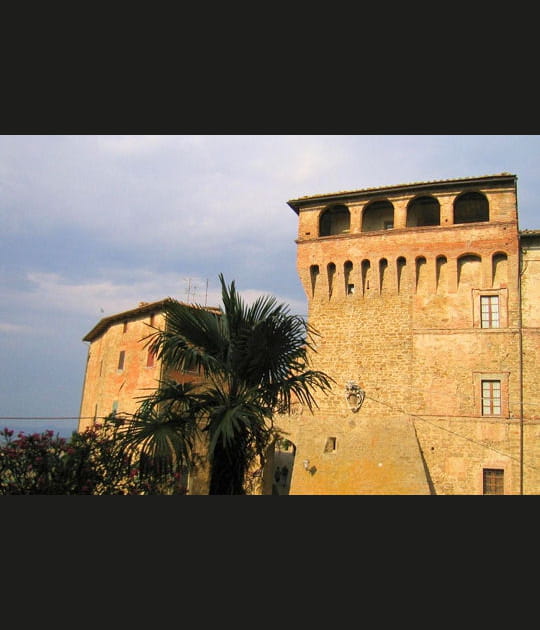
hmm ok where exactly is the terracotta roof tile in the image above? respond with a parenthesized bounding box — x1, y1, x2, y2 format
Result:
(287, 173, 516, 211)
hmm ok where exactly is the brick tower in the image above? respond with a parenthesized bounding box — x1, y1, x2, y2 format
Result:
(274, 173, 538, 494)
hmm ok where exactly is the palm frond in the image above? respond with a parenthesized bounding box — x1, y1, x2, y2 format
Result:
(115, 394, 201, 471)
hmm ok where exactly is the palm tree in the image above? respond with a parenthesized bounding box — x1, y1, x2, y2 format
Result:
(117, 274, 333, 494)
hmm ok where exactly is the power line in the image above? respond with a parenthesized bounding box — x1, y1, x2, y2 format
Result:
(364, 394, 537, 471)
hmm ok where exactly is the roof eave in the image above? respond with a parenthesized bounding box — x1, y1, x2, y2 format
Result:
(287, 173, 517, 214)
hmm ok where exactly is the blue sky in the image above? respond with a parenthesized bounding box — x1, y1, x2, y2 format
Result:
(1, 134, 538, 437)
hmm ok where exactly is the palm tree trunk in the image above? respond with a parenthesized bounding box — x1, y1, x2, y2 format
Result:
(208, 440, 247, 494)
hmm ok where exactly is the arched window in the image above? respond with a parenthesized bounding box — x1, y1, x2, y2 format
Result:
(407, 195, 440, 227)
(454, 192, 489, 224)
(319, 204, 350, 236)
(361, 200, 394, 232)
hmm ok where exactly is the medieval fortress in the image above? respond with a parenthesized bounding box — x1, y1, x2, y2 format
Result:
(80, 173, 540, 494)
(275, 173, 539, 494)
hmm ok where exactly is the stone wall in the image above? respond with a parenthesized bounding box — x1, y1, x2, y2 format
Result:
(277, 174, 538, 494)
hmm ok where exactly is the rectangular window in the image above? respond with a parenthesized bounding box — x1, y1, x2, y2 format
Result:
(347, 283, 355, 295)
(481, 380, 501, 416)
(117, 350, 125, 371)
(324, 437, 337, 453)
(146, 349, 156, 368)
(123, 321, 128, 333)
(483, 468, 504, 495)
(149, 314, 155, 327)
(481, 295, 500, 328)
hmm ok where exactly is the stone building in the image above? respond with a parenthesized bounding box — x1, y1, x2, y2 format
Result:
(78, 299, 221, 493)
(273, 173, 539, 494)
(79, 299, 168, 431)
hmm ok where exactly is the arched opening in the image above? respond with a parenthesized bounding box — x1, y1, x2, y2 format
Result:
(319, 204, 350, 237)
(407, 195, 440, 227)
(361, 200, 394, 232)
(310, 264, 319, 297)
(454, 192, 489, 224)
(415, 256, 427, 293)
(361, 259, 371, 295)
(492, 252, 508, 287)
(397, 256, 407, 293)
(457, 254, 482, 289)
(436, 255, 448, 294)
(379, 258, 388, 294)
(327, 262, 336, 298)
(271, 437, 296, 495)
(344, 260, 354, 295)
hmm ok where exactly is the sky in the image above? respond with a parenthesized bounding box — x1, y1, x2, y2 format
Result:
(1, 134, 539, 438)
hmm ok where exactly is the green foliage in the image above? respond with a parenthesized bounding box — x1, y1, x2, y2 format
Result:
(0, 423, 188, 495)
(129, 273, 334, 494)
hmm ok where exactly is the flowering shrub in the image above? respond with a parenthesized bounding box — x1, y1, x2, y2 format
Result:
(0, 423, 188, 495)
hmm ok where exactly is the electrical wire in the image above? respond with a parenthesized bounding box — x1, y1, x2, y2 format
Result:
(363, 393, 537, 470)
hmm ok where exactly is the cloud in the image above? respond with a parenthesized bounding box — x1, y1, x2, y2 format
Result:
(94, 135, 177, 156)
(0, 322, 31, 334)
(1, 134, 539, 424)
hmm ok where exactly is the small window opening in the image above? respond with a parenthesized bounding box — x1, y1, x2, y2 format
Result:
(324, 437, 337, 453)
(123, 321, 128, 333)
(483, 468, 504, 495)
(117, 350, 125, 371)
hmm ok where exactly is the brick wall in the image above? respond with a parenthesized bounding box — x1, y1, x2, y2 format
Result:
(276, 175, 538, 494)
